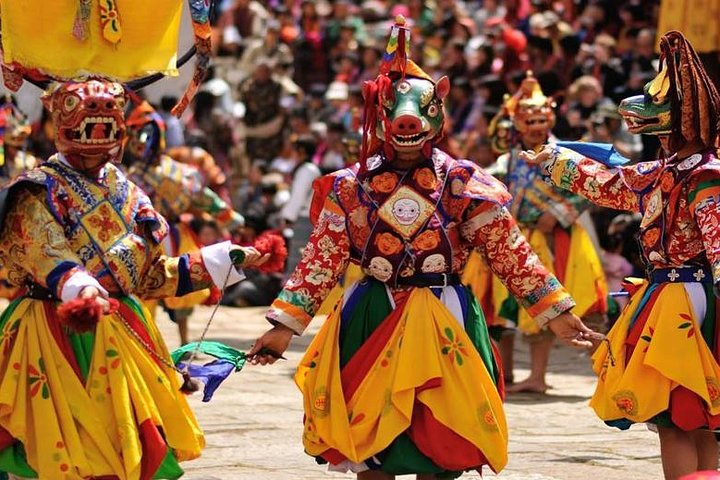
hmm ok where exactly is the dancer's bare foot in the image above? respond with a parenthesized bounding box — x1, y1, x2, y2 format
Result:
(506, 378, 550, 394)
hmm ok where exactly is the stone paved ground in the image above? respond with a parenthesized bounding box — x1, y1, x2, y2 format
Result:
(158, 306, 663, 480)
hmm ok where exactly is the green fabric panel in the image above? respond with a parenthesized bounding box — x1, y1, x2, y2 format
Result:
(700, 283, 716, 348)
(379, 434, 457, 476)
(0, 299, 22, 330)
(463, 289, 500, 386)
(152, 449, 184, 479)
(68, 332, 95, 382)
(171, 341, 246, 370)
(0, 441, 37, 478)
(338, 281, 392, 368)
(498, 294, 519, 323)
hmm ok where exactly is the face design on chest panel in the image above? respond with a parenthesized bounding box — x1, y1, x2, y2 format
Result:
(421, 253, 447, 273)
(392, 198, 421, 225)
(368, 256, 394, 282)
(377, 186, 435, 240)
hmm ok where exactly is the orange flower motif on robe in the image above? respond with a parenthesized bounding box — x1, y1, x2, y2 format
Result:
(612, 390, 638, 415)
(371, 172, 399, 193)
(413, 167, 437, 190)
(375, 232, 404, 255)
(412, 230, 441, 252)
(28, 358, 50, 399)
(440, 327, 469, 366)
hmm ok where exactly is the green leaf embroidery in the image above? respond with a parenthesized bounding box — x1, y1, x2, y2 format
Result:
(641, 335, 652, 342)
(678, 322, 692, 329)
(455, 351, 464, 366)
(444, 327, 454, 342)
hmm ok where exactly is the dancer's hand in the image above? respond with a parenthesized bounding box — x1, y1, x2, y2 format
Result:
(248, 324, 294, 365)
(518, 145, 554, 165)
(79, 286, 111, 314)
(547, 312, 595, 349)
(230, 246, 270, 268)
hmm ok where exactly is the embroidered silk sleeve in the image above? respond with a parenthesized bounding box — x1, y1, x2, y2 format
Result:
(460, 201, 576, 326)
(543, 146, 640, 212)
(134, 243, 245, 300)
(546, 186, 590, 228)
(0, 188, 95, 298)
(524, 177, 590, 228)
(266, 191, 351, 334)
(689, 172, 720, 285)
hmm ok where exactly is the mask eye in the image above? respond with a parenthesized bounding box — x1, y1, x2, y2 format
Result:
(63, 95, 80, 112)
(652, 95, 665, 105)
(116, 97, 126, 109)
(427, 104, 439, 117)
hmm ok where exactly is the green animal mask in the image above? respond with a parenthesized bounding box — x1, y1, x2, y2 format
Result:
(618, 63, 672, 135)
(374, 76, 450, 155)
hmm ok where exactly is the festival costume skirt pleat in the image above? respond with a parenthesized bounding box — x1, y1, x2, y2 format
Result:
(591, 280, 720, 430)
(0, 296, 204, 479)
(492, 223, 607, 335)
(296, 278, 508, 477)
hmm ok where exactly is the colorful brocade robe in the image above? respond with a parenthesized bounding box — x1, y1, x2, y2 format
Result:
(128, 155, 244, 231)
(495, 146, 590, 228)
(267, 148, 575, 334)
(0, 155, 218, 299)
(545, 148, 720, 282)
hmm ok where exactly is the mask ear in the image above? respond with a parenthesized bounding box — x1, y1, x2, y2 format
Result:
(435, 76, 450, 100)
(41, 91, 54, 113)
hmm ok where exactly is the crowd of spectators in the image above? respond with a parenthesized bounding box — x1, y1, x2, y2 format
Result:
(24, 0, 689, 306)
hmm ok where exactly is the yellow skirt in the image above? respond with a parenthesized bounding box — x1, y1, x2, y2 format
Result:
(296, 287, 508, 472)
(0, 297, 204, 479)
(591, 280, 720, 429)
(461, 252, 503, 328)
(493, 224, 607, 335)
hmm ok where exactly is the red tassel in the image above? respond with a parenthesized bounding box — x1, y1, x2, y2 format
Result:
(57, 297, 120, 333)
(253, 231, 288, 273)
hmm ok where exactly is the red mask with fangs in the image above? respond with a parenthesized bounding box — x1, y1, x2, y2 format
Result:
(43, 80, 127, 176)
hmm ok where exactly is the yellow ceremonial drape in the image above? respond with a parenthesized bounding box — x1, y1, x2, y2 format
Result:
(296, 288, 508, 473)
(591, 282, 720, 423)
(0, 0, 183, 80)
(0, 299, 204, 479)
(657, 0, 720, 53)
(492, 223, 607, 335)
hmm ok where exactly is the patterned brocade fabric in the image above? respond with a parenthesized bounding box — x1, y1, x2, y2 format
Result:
(268, 149, 575, 334)
(0, 156, 214, 299)
(498, 148, 590, 228)
(129, 155, 244, 230)
(545, 147, 720, 284)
